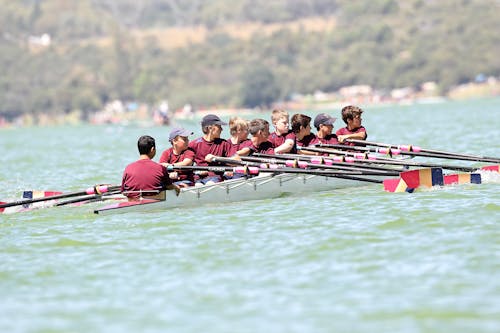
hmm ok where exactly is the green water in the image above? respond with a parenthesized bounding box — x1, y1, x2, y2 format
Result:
(1, 98, 499, 332)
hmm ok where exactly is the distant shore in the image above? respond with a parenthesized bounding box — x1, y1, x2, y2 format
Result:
(1, 79, 498, 128)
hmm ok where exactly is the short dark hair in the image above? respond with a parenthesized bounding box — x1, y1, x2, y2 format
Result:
(291, 114, 311, 133)
(248, 118, 269, 135)
(137, 135, 155, 155)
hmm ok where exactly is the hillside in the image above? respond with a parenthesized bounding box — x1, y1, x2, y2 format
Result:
(0, 0, 499, 121)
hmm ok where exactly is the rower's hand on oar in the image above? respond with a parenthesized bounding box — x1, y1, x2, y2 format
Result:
(337, 135, 347, 143)
(168, 171, 179, 180)
(205, 154, 216, 163)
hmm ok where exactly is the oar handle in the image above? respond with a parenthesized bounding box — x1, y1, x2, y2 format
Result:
(167, 165, 259, 175)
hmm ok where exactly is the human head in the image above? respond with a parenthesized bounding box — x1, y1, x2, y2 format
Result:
(313, 113, 336, 130)
(271, 109, 289, 125)
(229, 117, 249, 136)
(201, 114, 227, 134)
(248, 118, 270, 136)
(137, 135, 156, 156)
(291, 114, 312, 134)
(168, 127, 193, 144)
(271, 108, 289, 135)
(341, 105, 363, 124)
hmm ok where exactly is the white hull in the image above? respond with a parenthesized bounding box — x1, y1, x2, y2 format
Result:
(94, 172, 385, 215)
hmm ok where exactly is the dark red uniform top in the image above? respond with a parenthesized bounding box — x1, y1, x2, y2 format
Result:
(227, 138, 250, 156)
(309, 134, 339, 146)
(336, 126, 367, 146)
(189, 137, 232, 177)
(269, 130, 297, 154)
(121, 159, 172, 198)
(239, 140, 275, 155)
(296, 133, 317, 147)
(159, 147, 195, 182)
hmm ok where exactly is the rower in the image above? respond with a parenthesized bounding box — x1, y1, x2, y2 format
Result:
(159, 127, 195, 188)
(226, 117, 250, 156)
(269, 109, 296, 154)
(121, 135, 180, 201)
(291, 113, 316, 154)
(236, 118, 275, 156)
(189, 114, 232, 186)
(336, 105, 368, 145)
(310, 113, 339, 145)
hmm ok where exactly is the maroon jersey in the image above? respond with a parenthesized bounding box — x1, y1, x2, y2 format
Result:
(296, 133, 317, 147)
(269, 130, 297, 154)
(309, 134, 339, 146)
(159, 147, 195, 182)
(239, 140, 275, 155)
(227, 138, 250, 156)
(189, 137, 231, 166)
(189, 137, 231, 178)
(336, 126, 367, 146)
(121, 159, 172, 198)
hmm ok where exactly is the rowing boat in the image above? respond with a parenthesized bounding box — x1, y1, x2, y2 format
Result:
(94, 171, 387, 215)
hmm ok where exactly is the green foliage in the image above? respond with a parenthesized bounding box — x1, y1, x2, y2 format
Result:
(0, 0, 499, 118)
(241, 64, 280, 108)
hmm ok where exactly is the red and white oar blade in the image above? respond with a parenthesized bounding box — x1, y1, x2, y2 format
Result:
(383, 178, 414, 193)
(400, 168, 444, 189)
(23, 190, 63, 200)
(481, 165, 500, 172)
(444, 173, 482, 185)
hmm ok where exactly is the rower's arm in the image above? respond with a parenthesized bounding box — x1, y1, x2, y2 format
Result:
(338, 131, 367, 143)
(161, 158, 193, 168)
(274, 138, 295, 154)
(236, 147, 251, 156)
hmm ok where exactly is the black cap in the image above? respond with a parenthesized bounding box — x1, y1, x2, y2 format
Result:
(201, 114, 228, 127)
(314, 113, 336, 128)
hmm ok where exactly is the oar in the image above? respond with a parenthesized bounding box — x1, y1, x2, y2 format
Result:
(166, 165, 260, 175)
(298, 146, 478, 172)
(0, 185, 121, 210)
(240, 155, 400, 176)
(211, 157, 385, 183)
(55, 189, 123, 207)
(252, 153, 406, 173)
(346, 139, 500, 163)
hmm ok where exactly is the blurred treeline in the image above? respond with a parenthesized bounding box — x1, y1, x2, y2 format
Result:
(1, 0, 498, 119)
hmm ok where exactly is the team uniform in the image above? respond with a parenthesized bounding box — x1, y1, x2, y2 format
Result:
(227, 138, 250, 156)
(239, 140, 275, 155)
(336, 126, 367, 146)
(189, 137, 232, 183)
(121, 159, 172, 199)
(296, 133, 318, 148)
(269, 130, 297, 154)
(309, 133, 339, 146)
(159, 147, 196, 185)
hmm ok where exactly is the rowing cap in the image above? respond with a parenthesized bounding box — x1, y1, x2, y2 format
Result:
(314, 113, 336, 128)
(169, 127, 193, 142)
(201, 114, 228, 127)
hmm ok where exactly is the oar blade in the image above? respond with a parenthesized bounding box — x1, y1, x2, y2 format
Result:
(383, 178, 414, 193)
(444, 173, 482, 185)
(400, 168, 444, 189)
(481, 165, 500, 172)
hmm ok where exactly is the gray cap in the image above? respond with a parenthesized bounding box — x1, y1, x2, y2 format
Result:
(169, 127, 193, 141)
(314, 113, 336, 128)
